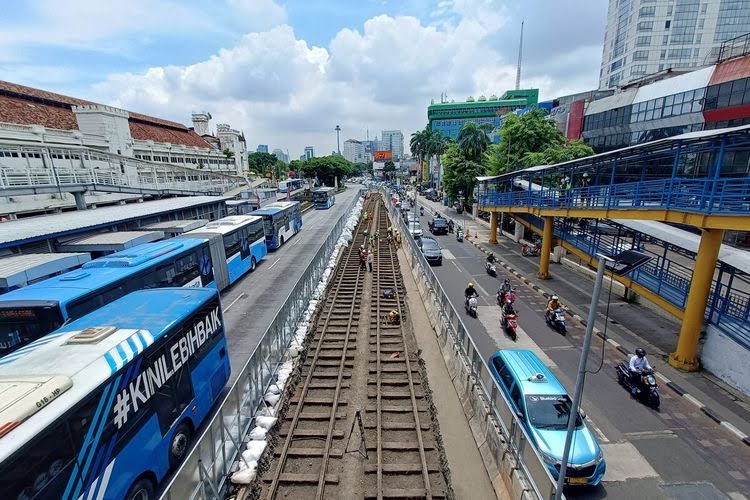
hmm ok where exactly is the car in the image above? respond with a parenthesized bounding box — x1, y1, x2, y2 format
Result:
(428, 217, 449, 235)
(419, 236, 442, 265)
(407, 219, 423, 238)
(488, 349, 606, 486)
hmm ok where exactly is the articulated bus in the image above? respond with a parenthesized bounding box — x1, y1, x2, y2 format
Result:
(182, 215, 267, 287)
(277, 179, 303, 193)
(251, 201, 303, 250)
(0, 239, 215, 360)
(0, 287, 230, 500)
(312, 187, 336, 209)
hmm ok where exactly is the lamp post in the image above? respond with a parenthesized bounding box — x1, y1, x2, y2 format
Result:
(554, 250, 651, 500)
(335, 125, 341, 155)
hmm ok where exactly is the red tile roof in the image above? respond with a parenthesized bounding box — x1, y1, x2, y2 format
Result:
(0, 80, 211, 149)
(709, 55, 750, 85)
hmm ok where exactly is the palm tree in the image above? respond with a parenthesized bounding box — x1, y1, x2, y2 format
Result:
(456, 122, 491, 162)
(410, 129, 429, 181)
(426, 130, 448, 189)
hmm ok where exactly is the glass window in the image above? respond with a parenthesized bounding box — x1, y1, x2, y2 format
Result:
(674, 93, 684, 105)
(701, 3, 707, 14)
(663, 35, 669, 44)
(636, 36, 651, 46)
(683, 90, 694, 102)
(665, 20, 671, 29)
(663, 105, 673, 117)
(525, 395, 583, 430)
(637, 21, 654, 31)
(640, 6, 656, 16)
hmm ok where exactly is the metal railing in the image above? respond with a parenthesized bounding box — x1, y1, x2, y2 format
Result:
(160, 189, 362, 499)
(381, 189, 560, 499)
(719, 32, 750, 63)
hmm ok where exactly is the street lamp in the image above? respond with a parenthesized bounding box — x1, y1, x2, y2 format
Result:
(334, 125, 341, 155)
(554, 249, 652, 499)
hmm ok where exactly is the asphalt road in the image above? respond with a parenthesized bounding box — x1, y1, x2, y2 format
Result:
(413, 202, 750, 500)
(220, 186, 360, 381)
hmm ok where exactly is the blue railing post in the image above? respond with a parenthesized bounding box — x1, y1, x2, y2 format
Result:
(706, 139, 726, 213)
(666, 143, 681, 209)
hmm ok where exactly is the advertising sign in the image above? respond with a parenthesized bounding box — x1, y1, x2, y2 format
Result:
(374, 150, 393, 162)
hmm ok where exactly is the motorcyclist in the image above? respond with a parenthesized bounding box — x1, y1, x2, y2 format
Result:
(629, 348, 653, 393)
(498, 278, 512, 303)
(465, 282, 478, 306)
(546, 295, 561, 319)
(419, 206, 424, 216)
(486, 252, 496, 263)
(448, 219, 454, 232)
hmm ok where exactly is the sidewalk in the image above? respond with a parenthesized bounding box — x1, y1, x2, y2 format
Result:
(416, 195, 750, 446)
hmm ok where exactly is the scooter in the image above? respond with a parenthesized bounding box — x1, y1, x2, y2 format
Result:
(615, 362, 660, 410)
(521, 241, 542, 257)
(485, 261, 497, 277)
(419, 207, 424, 217)
(545, 307, 567, 335)
(456, 229, 464, 242)
(465, 296, 478, 317)
(496, 288, 516, 306)
(500, 304, 518, 341)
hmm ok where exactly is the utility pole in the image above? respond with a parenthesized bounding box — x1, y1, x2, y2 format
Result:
(335, 125, 341, 155)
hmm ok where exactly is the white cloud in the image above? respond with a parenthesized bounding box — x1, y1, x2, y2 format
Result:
(90, 4, 601, 157)
(228, 0, 287, 29)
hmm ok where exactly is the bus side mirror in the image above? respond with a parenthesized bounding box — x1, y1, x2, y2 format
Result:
(515, 409, 524, 419)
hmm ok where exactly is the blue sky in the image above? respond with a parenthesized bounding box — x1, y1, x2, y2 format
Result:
(0, 0, 608, 157)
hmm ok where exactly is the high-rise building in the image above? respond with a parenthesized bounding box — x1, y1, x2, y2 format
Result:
(256, 144, 269, 153)
(304, 146, 314, 160)
(361, 138, 380, 163)
(343, 139, 364, 163)
(380, 130, 404, 160)
(272, 148, 289, 163)
(599, 0, 750, 89)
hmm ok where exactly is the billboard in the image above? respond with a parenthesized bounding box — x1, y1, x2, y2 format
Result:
(373, 150, 393, 162)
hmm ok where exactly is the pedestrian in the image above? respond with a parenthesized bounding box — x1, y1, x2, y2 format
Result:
(395, 231, 402, 249)
(367, 250, 374, 272)
(359, 247, 367, 271)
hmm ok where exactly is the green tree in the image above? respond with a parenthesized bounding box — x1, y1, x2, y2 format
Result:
(456, 122, 491, 162)
(426, 130, 449, 185)
(299, 155, 354, 186)
(248, 152, 279, 177)
(440, 142, 487, 205)
(383, 160, 396, 180)
(222, 148, 235, 159)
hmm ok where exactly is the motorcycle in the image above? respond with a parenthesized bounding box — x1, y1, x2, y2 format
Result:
(500, 303, 518, 341)
(448, 221, 454, 233)
(465, 296, 478, 317)
(521, 241, 542, 257)
(419, 207, 424, 216)
(485, 261, 497, 277)
(545, 307, 567, 335)
(496, 288, 516, 306)
(456, 229, 464, 242)
(615, 362, 660, 410)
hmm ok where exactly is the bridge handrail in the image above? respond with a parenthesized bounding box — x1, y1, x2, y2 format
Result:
(159, 188, 363, 499)
(381, 188, 561, 500)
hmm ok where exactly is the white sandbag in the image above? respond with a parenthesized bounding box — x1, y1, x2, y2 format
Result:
(267, 384, 281, 395)
(255, 415, 278, 430)
(248, 426, 267, 440)
(244, 439, 267, 460)
(264, 392, 280, 406)
(231, 465, 256, 484)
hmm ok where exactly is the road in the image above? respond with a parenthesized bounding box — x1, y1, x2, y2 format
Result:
(220, 186, 360, 381)
(413, 199, 750, 500)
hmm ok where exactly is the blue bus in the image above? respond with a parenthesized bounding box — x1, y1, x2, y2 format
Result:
(183, 215, 267, 287)
(0, 287, 230, 500)
(251, 201, 303, 250)
(312, 187, 336, 209)
(278, 179, 303, 193)
(0, 239, 214, 358)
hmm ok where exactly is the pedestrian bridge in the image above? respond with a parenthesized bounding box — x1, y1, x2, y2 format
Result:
(0, 143, 245, 200)
(475, 125, 750, 372)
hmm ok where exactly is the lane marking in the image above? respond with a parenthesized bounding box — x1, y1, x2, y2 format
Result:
(720, 421, 749, 440)
(683, 393, 704, 408)
(223, 292, 246, 313)
(267, 257, 281, 270)
(588, 419, 610, 443)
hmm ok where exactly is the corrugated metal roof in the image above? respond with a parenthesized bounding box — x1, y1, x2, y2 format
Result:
(610, 219, 750, 274)
(710, 55, 750, 85)
(59, 231, 164, 251)
(143, 219, 208, 232)
(0, 253, 91, 288)
(0, 196, 228, 248)
(585, 89, 637, 115)
(633, 67, 715, 104)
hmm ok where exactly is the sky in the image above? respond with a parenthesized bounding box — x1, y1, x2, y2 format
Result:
(0, 0, 608, 159)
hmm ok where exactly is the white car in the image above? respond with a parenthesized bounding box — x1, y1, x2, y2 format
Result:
(407, 219, 423, 238)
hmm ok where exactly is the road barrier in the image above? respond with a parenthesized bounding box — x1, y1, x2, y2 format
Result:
(383, 188, 561, 500)
(160, 189, 363, 499)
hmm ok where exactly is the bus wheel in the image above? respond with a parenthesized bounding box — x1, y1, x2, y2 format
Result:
(169, 422, 192, 469)
(250, 256, 257, 272)
(280, 236, 285, 246)
(125, 477, 155, 500)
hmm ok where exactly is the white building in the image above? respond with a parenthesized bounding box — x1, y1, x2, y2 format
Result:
(272, 148, 289, 163)
(600, 0, 750, 89)
(343, 139, 364, 163)
(304, 146, 314, 160)
(380, 130, 404, 160)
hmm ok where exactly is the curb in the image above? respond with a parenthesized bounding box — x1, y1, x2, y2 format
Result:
(440, 209, 750, 447)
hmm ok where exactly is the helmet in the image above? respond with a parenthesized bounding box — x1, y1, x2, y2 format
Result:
(467, 282, 474, 288)
(635, 348, 646, 357)
(551, 295, 559, 301)
(504, 278, 511, 285)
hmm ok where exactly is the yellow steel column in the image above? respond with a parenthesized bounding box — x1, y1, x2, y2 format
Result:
(537, 216, 554, 279)
(669, 228, 724, 371)
(489, 212, 499, 244)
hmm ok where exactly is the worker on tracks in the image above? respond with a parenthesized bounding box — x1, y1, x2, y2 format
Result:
(367, 249, 374, 272)
(359, 245, 367, 271)
(387, 310, 401, 325)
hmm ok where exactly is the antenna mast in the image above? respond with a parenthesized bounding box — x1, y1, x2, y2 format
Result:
(515, 20, 524, 90)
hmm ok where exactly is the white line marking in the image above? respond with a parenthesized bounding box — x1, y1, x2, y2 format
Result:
(223, 292, 246, 313)
(267, 257, 281, 270)
(587, 418, 610, 443)
(683, 393, 704, 408)
(606, 338, 621, 348)
(654, 372, 671, 384)
(451, 261, 462, 273)
(473, 281, 490, 298)
(720, 421, 749, 440)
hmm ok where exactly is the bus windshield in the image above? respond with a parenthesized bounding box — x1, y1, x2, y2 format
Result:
(0, 305, 64, 357)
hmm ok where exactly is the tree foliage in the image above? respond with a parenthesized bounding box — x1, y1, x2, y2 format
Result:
(440, 142, 486, 205)
(248, 152, 279, 176)
(223, 148, 235, 159)
(411, 127, 449, 180)
(485, 108, 594, 175)
(299, 155, 354, 186)
(456, 121, 491, 162)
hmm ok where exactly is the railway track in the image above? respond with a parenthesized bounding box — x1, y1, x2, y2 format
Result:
(259, 195, 450, 500)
